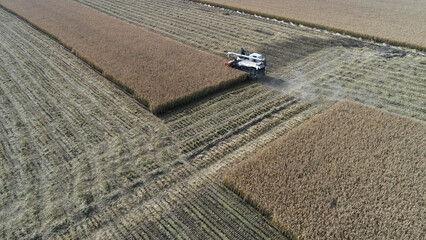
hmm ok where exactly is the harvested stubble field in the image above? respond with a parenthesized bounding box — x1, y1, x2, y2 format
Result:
(0, 0, 244, 114)
(195, 0, 426, 49)
(224, 102, 426, 239)
(1, 0, 426, 239)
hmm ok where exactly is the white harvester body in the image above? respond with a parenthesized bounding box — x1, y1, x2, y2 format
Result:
(227, 49, 267, 77)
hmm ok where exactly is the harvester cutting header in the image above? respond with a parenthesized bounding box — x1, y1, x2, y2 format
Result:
(227, 48, 266, 78)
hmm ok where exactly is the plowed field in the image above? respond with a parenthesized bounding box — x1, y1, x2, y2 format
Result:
(1, 0, 425, 239)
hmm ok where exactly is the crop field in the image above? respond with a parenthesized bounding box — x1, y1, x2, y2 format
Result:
(73, 0, 426, 121)
(1, 0, 425, 239)
(224, 102, 426, 239)
(0, 0, 244, 114)
(196, 0, 426, 49)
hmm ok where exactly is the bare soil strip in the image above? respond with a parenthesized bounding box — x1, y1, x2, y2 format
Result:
(0, 0, 244, 114)
(194, 0, 426, 50)
(224, 102, 426, 239)
(74, 0, 426, 121)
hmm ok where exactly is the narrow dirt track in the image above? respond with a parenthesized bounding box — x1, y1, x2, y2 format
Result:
(74, 0, 426, 121)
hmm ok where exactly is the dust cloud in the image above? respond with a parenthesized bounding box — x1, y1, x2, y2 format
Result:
(259, 69, 372, 105)
(259, 70, 320, 103)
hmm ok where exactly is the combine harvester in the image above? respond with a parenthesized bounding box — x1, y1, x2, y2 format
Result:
(227, 48, 267, 78)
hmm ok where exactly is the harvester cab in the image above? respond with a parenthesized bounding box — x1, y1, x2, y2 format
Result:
(227, 48, 266, 78)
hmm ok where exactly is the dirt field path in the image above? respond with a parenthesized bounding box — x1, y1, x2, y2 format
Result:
(74, 0, 426, 121)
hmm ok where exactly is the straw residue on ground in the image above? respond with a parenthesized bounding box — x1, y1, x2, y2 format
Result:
(224, 101, 426, 239)
(0, 0, 244, 113)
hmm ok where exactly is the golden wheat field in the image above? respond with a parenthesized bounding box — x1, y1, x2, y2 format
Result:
(224, 101, 426, 239)
(198, 0, 426, 49)
(0, 0, 244, 114)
